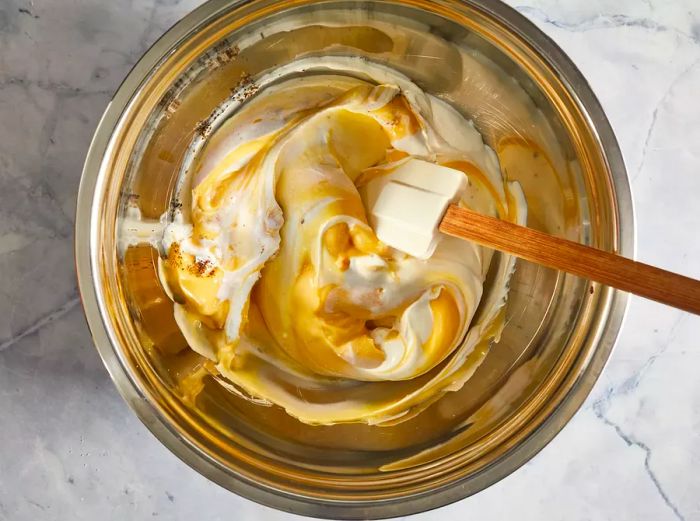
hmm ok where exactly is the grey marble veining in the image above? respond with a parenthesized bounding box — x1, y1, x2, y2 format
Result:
(1, 1, 699, 519)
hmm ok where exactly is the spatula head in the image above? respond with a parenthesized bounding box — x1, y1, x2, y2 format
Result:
(364, 159, 467, 259)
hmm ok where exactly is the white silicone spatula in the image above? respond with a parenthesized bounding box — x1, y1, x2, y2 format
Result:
(367, 159, 700, 315)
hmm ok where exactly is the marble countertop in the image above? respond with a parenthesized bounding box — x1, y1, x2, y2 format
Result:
(1, 0, 699, 519)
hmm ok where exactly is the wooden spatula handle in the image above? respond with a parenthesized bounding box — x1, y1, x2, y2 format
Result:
(440, 205, 700, 315)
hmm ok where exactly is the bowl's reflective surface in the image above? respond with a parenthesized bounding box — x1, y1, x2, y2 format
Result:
(76, 0, 632, 517)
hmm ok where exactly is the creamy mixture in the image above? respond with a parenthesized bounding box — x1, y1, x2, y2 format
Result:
(157, 58, 526, 426)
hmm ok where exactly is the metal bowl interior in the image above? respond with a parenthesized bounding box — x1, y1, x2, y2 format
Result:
(75, 0, 633, 518)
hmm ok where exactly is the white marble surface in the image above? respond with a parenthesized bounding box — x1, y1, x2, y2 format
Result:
(1, 0, 699, 519)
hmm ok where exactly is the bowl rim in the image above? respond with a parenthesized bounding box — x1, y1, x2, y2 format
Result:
(75, 0, 634, 518)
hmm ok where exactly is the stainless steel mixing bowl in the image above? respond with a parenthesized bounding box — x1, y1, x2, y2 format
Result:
(75, 0, 633, 518)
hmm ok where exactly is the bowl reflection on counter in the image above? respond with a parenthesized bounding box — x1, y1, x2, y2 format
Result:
(75, 0, 633, 518)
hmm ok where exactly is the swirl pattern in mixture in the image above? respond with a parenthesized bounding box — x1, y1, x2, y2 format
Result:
(158, 58, 526, 425)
